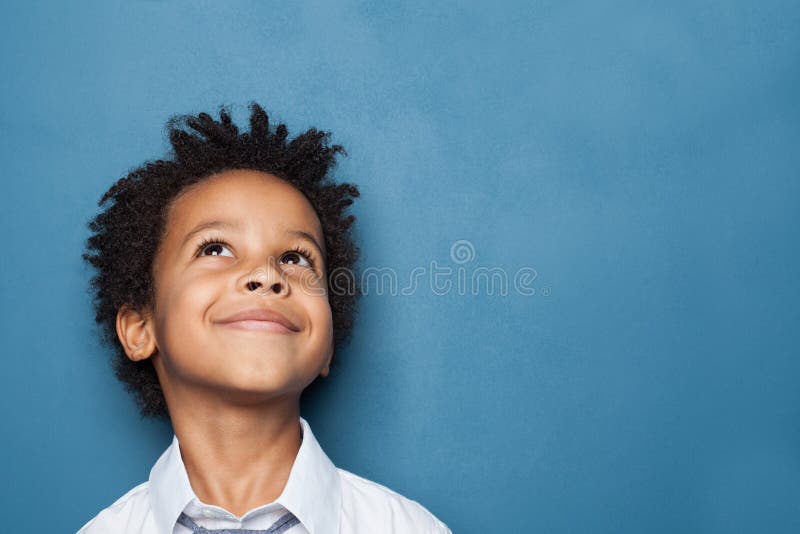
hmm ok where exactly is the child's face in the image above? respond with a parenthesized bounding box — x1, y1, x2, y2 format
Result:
(133, 169, 333, 406)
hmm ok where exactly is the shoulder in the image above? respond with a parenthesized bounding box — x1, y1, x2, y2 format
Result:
(76, 481, 151, 534)
(337, 467, 452, 534)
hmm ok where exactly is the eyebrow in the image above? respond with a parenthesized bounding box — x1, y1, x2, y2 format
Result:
(181, 220, 326, 262)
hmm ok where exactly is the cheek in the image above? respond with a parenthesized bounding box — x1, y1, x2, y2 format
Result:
(290, 270, 332, 329)
(305, 294, 334, 343)
(154, 275, 217, 353)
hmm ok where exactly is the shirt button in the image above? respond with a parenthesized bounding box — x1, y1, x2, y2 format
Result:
(202, 510, 214, 518)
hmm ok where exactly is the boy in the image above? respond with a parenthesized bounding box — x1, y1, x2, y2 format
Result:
(78, 103, 452, 534)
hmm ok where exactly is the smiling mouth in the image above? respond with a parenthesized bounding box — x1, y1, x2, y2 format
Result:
(218, 320, 297, 334)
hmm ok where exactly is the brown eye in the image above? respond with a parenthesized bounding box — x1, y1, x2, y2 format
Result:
(280, 249, 313, 268)
(197, 240, 233, 257)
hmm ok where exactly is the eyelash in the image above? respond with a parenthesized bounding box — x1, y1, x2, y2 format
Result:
(195, 235, 317, 269)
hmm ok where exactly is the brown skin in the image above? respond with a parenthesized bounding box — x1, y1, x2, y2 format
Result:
(115, 169, 334, 517)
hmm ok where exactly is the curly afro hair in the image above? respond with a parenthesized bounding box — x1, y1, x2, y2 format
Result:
(82, 102, 361, 421)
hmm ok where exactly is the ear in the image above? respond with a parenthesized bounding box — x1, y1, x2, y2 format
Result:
(319, 338, 334, 378)
(116, 304, 158, 362)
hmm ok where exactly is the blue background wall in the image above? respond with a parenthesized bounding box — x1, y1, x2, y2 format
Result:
(1, 1, 798, 532)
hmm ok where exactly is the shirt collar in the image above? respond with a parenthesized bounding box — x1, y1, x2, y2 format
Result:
(149, 415, 341, 534)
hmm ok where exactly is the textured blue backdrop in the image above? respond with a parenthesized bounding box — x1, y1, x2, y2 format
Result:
(1, 1, 798, 533)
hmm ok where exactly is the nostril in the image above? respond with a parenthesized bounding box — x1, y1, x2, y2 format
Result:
(246, 280, 283, 293)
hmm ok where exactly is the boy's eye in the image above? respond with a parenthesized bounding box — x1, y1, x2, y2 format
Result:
(280, 249, 313, 268)
(197, 241, 234, 258)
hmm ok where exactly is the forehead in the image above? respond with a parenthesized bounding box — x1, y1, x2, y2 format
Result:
(165, 169, 323, 239)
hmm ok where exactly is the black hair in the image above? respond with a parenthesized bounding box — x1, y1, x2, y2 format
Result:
(81, 102, 361, 420)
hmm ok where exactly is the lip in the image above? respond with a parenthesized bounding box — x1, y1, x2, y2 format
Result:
(214, 307, 301, 333)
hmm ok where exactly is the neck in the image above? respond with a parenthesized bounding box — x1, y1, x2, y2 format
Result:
(169, 390, 303, 519)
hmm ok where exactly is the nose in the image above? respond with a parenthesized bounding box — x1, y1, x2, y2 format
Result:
(240, 256, 287, 296)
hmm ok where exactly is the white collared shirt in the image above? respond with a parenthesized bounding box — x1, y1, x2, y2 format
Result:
(77, 416, 452, 534)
